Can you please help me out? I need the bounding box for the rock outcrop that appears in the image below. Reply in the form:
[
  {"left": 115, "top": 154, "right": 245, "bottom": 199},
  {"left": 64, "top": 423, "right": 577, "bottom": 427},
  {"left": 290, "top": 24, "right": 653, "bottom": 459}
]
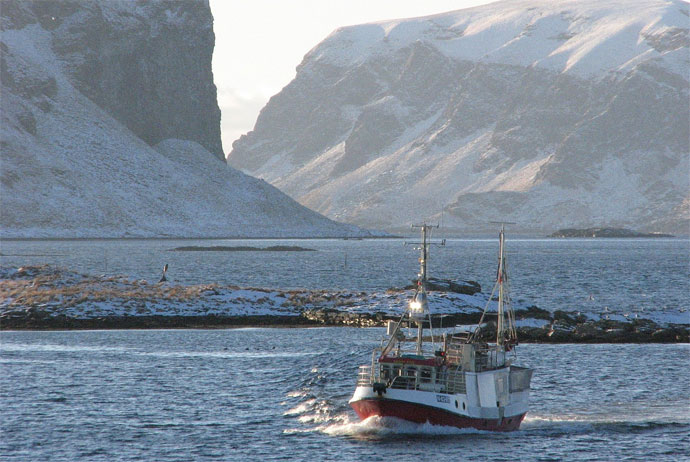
[
  {"left": 2, "top": 0, "right": 223, "bottom": 159},
  {"left": 415, "top": 277, "right": 481, "bottom": 296},
  {"left": 228, "top": 0, "right": 689, "bottom": 234},
  {"left": 0, "top": 0, "right": 369, "bottom": 238},
  {"left": 550, "top": 227, "right": 674, "bottom": 238}
]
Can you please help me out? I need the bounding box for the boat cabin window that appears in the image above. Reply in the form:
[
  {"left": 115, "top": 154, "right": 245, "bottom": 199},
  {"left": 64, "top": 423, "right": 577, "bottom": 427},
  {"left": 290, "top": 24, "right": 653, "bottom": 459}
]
[
  {"left": 392, "top": 365, "right": 402, "bottom": 377},
  {"left": 420, "top": 367, "right": 432, "bottom": 383},
  {"left": 381, "top": 365, "right": 391, "bottom": 380},
  {"left": 404, "top": 366, "right": 417, "bottom": 378}
]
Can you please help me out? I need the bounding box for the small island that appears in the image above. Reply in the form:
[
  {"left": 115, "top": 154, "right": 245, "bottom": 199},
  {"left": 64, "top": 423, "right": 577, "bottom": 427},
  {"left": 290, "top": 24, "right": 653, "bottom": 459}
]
[
  {"left": 169, "top": 245, "right": 316, "bottom": 252},
  {"left": 2, "top": 265, "right": 687, "bottom": 343},
  {"left": 550, "top": 227, "right": 674, "bottom": 238}
]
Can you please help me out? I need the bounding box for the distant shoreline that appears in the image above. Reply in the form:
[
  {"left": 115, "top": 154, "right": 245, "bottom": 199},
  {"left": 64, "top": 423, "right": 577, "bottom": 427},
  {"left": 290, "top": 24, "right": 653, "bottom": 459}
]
[
  {"left": 0, "top": 235, "right": 397, "bottom": 242},
  {"left": 168, "top": 245, "right": 316, "bottom": 252},
  {"left": 2, "top": 315, "right": 687, "bottom": 343},
  {"left": 1, "top": 235, "right": 685, "bottom": 242},
  {"left": 0, "top": 315, "right": 317, "bottom": 331},
  {"left": 550, "top": 227, "right": 675, "bottom": 238}
]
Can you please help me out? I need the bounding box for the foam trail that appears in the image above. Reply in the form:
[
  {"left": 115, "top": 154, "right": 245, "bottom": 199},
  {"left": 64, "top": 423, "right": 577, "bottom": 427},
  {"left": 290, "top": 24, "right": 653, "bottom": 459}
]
[
  {"left": 319, "top": 415, "right": 486, "bottom": 437},
  {"left": 285, "top": 389, "right": 311, "bottom": 398},
  {"left": 283, "top": 399, "right": 317, "bottom": 416},
  {"left": 521, "top": 412, "right": 690, "bottom": 436},
  {"left": 525, "top": 407, "right": 690, "bottom": 426}
]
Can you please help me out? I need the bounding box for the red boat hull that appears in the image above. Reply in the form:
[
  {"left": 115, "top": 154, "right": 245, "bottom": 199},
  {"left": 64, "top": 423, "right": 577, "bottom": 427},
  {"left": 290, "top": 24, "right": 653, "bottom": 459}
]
[{"left": 351, "top": 398, "right": 526, "bottom": 432}]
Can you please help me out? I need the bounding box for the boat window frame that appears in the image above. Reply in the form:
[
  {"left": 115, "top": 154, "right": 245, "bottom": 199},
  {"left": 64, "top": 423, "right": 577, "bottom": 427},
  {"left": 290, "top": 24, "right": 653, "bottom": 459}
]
[{"left": 420, "top": 366, "right": 433, "bottom": 383}]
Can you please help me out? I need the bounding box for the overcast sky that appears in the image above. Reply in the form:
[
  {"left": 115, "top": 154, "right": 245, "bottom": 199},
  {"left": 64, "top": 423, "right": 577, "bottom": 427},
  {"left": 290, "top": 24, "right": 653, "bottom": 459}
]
[{"left": 209, "top": 0, "right": 493, "bottom": 155}]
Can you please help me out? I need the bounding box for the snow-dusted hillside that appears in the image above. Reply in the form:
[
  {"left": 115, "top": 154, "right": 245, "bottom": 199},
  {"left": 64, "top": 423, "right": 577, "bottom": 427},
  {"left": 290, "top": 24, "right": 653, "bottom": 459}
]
[
  {"left": 0, "top": 0, "right": 369, "bottom": 238},
  {"left": 229, "top": 0, "right": 689, "bottom": 233}
]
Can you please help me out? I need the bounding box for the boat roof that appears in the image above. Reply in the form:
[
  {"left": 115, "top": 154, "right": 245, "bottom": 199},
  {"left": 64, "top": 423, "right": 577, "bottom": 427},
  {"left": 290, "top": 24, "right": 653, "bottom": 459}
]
[{"left": 379, "top": 355, "right": 437, "bottom": 366}]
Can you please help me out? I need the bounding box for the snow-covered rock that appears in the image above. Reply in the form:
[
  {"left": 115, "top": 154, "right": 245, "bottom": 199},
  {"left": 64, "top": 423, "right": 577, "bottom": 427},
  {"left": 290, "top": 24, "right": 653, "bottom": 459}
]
[
  {"left": 229, "top": 0, "right": 689, "bottom": 234},
  {"left": 0, "top": 0, "right": 370, "bottom": 238},
  {"left": 2, "top": 266, "right": 686, "bottom": 332}
]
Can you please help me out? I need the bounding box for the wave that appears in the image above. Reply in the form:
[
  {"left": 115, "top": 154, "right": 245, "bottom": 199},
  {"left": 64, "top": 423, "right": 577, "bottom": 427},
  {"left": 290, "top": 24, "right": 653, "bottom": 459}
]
[
  {"left": 318, "top": 415, "right": 488, "bottom": 438},
  {"left": 285, "top": 389, "right": 312, "bottom": 399},
  {"left": 0, "top": 343, "right": 129, "bottom": 353},
  {"left": 522, "top": 413, "right": 690, "bottom": 436},
  {"left": 283, "top": 399, "right": 689, "bottom": 440},
  {"left": 282, "top": 387, "right": 487, "bottom": 438},
  {"left": 283, "top": 399, "right": 318, "bottom": 416}
]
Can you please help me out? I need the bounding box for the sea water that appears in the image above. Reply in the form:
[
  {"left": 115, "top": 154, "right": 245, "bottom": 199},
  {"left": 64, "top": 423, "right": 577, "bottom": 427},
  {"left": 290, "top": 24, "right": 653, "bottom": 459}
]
[
  {"left": 1, "top": 328, "right": 688, "bottom": 461},
  {"left": 1, "top": 239, "right": 689, "bottom": 460}
]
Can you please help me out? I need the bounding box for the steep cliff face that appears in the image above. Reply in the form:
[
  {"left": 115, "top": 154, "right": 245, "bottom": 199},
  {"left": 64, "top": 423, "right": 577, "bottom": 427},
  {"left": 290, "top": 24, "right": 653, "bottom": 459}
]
[
  {"left": 229, "top": 0, "right": 689, "bottom": 233},
  {"left": 0, "top": 0, "right": 368, "bottom": 238},
  {"left": 2, "top": 0, "right": 222, "bottom": 159}
]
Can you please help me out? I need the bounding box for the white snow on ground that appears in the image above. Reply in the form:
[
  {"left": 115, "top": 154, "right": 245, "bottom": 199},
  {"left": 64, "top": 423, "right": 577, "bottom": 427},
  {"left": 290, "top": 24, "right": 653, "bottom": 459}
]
[
  {"left": 0, "top": 16, "right": 373, "bottom": 238},
  {"left": 1, "top": 266, "right": 687, "bottom": 327},
  {"left": 230, "top": 0, "right": 688, "bottom": 233},
  {"left": 311, "top": 0, "right": 687, "bottom": 80},
  {"left": 0, "top": 266, "right": 487, "bottom": 319}
]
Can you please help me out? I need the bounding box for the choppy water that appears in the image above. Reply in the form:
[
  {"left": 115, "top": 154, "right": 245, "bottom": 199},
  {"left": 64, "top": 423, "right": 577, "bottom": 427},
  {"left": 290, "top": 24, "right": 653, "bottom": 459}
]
[
  {"left": 1, "top": 238, "right": 689, "bottom": 321},
  {"left": 1, "top": 329, "right": 688, "bottom": 461}
]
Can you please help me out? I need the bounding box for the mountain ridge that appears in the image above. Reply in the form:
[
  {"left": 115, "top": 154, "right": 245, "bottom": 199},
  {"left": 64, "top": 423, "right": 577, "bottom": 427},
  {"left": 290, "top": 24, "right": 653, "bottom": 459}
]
[{"left": 229, "top": 0, "right": 689, "bottom": 233}]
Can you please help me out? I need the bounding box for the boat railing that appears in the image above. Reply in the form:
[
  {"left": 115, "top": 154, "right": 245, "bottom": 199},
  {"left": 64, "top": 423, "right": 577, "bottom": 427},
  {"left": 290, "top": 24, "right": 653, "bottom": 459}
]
[
  {"left": 385, "top": 370, "right": 466, "bottom": 394},
  {"left": 445, "top": 334, "right": 470, "bottom": 365},
  {"left": 449, "top": 332, "right": 471, "bottom": 344},
  {"left": 358, "top": 362, "right": 470, "bottom": 394},
  {"left": 356, "top": 365, "right": 373, "bottom": 386},
  {"left": 446, "top": 339, "right": 504, "bottom": 369},
  {"left": 445, "top": 370, "right": 467, "bottom": 394},
  {"left": 370, "top": 348, "right": 382, "bottom": 383},
  {"left": 445, "top": 346, "right": 464, "bottom": 365},
  {"left": 475, "top": 354, "right": 489, "bottom": 372},
  {"left": 389, "top": 374, "right": 417, "bottom": 390}
]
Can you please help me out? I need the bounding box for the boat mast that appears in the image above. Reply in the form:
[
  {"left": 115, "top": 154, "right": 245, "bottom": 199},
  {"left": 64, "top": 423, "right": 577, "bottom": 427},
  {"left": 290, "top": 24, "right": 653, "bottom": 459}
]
[
  {"left": 493, "top": 222, "right": 518, "bottom": 348},
  {"left": 414, "top": 224, "right": 431, "bottom": 354},
  {"left": 497, "top": 225, "right": 506, "bottom": 346},
  {"left": 380, "top": 223, "right": 441, "bottom": 358},
  {"left": 407, "top": 223, "right": 436, "bottom": 355}
]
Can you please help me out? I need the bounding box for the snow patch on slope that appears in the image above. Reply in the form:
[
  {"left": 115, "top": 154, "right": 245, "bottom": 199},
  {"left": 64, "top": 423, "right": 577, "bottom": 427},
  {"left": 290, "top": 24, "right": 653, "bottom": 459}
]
[
  {"left": 310, "top": 0, "right": 687, "bottom": 80},
  {"left": 229, "top": 0, "right": 688, "bottom": 232},
  {"left": 0, "top": 2, "right": 373, "bottom": 238}
]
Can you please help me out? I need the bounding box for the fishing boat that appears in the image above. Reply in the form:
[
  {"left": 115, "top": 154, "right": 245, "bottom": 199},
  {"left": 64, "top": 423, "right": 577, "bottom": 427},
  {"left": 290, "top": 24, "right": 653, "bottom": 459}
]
[{"left": 349, "top": 224, "right": 532, "bottom": 431}]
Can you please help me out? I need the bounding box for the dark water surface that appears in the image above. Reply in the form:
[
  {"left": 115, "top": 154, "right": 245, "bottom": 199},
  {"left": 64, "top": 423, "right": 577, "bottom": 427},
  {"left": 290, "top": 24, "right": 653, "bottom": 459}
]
[{"left": 1, "top": 329, "right": 688, "bottom": 461}]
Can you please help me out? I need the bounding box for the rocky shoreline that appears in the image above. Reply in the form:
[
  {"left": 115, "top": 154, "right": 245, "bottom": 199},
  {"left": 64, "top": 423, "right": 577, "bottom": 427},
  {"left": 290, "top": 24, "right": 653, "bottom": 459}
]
[
  {"left": 301, "top": 310, "right": 688, "bottom": 343},
  {"left": 3, "top": 311, "right": 687, "bottom": 343},
  {"left": 550, "top": 227, "right": 674, "bottom": 238},
  {"left": 1, "top": 265, "right": 687, "bottom": 343}
]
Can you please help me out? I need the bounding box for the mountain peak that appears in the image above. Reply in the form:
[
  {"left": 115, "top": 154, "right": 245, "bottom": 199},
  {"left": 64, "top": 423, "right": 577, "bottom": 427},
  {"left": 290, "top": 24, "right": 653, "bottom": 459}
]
[
  {"left": 307, "top": 0, "right": 688, "bottom": 80},
  {"left": 229, "top": 0, "right": 689, "bottom": 233}
]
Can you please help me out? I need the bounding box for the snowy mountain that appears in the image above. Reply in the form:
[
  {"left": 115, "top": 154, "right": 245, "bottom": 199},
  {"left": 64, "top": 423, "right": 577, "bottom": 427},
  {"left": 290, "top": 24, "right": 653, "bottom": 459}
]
[
  {"left": 229, "top": 0, "right": 689, "bottom": 234},
  {"left": 0, "top": 0, "right": 369, "bottom": 238}
]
